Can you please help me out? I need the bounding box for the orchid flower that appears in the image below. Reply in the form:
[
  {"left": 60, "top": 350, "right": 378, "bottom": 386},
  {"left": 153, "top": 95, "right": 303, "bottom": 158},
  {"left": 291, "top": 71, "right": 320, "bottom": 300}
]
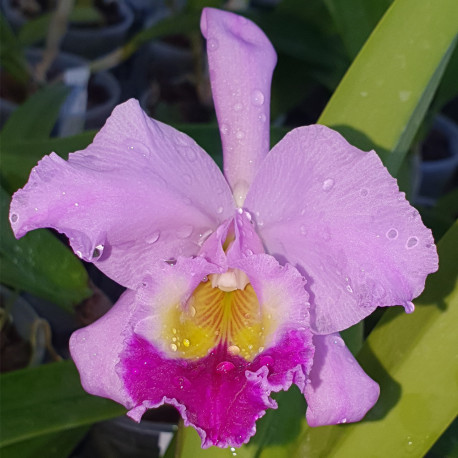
[{"left": 9, "top": 8, "right": 438, "bottom": 449}]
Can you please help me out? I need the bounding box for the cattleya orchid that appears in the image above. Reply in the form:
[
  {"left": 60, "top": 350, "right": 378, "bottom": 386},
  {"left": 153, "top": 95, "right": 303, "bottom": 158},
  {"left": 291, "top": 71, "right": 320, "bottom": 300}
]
[{"left": 10, "top": 8, "right": 438, "bottom": 449}]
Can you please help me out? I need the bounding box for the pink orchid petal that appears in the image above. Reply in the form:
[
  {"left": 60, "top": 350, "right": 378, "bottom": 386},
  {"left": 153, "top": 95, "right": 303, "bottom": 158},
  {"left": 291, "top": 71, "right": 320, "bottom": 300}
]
[
  {"left": 304, "top": 333, "right": 379, "bottom": 426},
  {"left": 117, "top": 246, "right": 313, "bottom": 447},
  {"left": 69, "top": 289, "right": 136, "bottom": 409},
  {"left": 10, "top": 99, "right": 235, "bottom": 289},
  {"left": 245, "top": 125, "right": 439, "bottom": 333},
  {"left": 201, "top": 8, "right": 277, "bottom": 202}
]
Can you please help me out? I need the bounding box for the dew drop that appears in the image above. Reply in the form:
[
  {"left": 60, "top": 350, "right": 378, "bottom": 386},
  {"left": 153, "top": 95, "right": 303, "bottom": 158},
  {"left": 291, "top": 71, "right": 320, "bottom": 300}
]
[
  {"left": 332, "top": 336, "right": 345, "bottom": 347},
  {"left": 406, "top": 236, "right": 418, "bottom": 248},
  {"left": 236, "top": 130, "right": 245, "bottom": 140},
  {"left": 74, "top": 202, "right": 79, "bottom": 207},
  {"left": 147, "top": 231, "right": 160, "bottom": 244},
  {"left": 176, "top": 225, "right": 193, "bottom": 239},
  {"left": 76, "top": 330, "right": 88, "bottom": 343},
  {"left": 322, "top": 178, "right": 335, "bottom": 191},
  {"left": 92, "top": 244, "right": 104, "bottom": 259},
  {"left": 173, "top": 376, "right": 191, "bottom": 390},
  {"left": 183, "top": 338, "right": 190, "bottom": 347},
  {"left": 216, "top": 206, "right": 224, "bottom": 214},
  {"left": 76, "top": 251, "right": 83, "bottom": 258},
  {"left": 207, "top": 38, "right": 219, "bottom": 51},
  {"left": 216, "top": 361, "right": 235, "bottom": 373},
  {"left": 386, "top": 228, "right": 398, "bottom": 240},
  {"left": 404, "top": 301, "right": 415, "bottom": 314},
  {"left": 251, "top": 89, "right": 265, "bottom": 106},
  {"left": 220, "top": 123, "right": 230, "bottom": 135},
  {"left": 300, "top": 225, "right": 307, "bottom": 236},
  {"left": 189, "top": 306, "right": 196, "bottom": 317},
  {"left": 228, "top": 345, "right": 240, "bottom": 356},
  {"left": 233, "top": 102, "right": 243, "bottom": 112},
  {"left": 170, "top": 343, "right": 178, "bottom": 352},
  {"left": 346, "top": 285, "right": 353, "bottom": 293},
  {"left": 258, "top": 113, "right": 266, "bottom": 123},
  {"left": 10, "top": 213, "right": 18, "bottom": 223},
  {"left": 245, "top": 248, "right": 253, "bottom": 256},
  {"left": 338, "top": 417, "right": 347, "bottom": 424},
  {"left": 259, "top": 355, "right": 274, "bottom": 367}
]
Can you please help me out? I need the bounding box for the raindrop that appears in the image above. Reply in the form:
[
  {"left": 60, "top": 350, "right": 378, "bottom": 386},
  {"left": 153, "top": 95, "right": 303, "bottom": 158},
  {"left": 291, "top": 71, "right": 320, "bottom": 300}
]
[
  {"left": 183, "top": 174, "right": 192, "bottom": 185},
  {"left": 170, "top": 343, "right": 178, "bottom": 352},
  {"left": 404, "top": 301, "right": 415, "bottom": 314},
  {"left": 76, "top": 251, "right": 83, "bottom": 258},
  {"left": 207, "top": 38, "right": 219, "bottom": 51},
  {"left": 338, "top": 418, "right": 347, "bottom": 424},
  {"left": 322, "top": 178, "right": 335, "bottom": 191},
  {"left": 251, "top": 89, "right": 265, "bottom": 106},
  {"left": 10, "top": 213, "right": 18, "bottom": 223},
  {"left": 189, "top": 306, "right": 196, "bottom": 317},
  {"left": 236, "top": 130, "right": 245, "bottom": 140},
  {"left": 216, "top": 361, "right": 235, "bottom": 373},
  {"left": 176, "top": 225, "right": 193, "bottom": 239},
  {"left": 258, "top": 113, "right": 266, "bottom": 123},
  {"left": 259, "top": 355, "right": 274, "bottom": 367},
  {"left": 233, "top": 102, "right": 243, "bottom": 112},
  {"left": 386, "top": 228, "right": 398, "bottom": 240},
  {"left": 346, "top": 285, "right": 353, "bottom": 293},
  {"left": 173, "top": 376, "right": 191, "bottom": 390},
  {"left": 300, "top": 225, "right": 307, "bottom": 236},
  {"left": 74, "top": 202, "right": 79, "bottom": 207},
  {"left": 220, "top": 124, "right": 230, "bottom": 135},
  {"left": 228, "top": 345, "right": 240, "bottom": 356},
  {"left": 147, "top": 231, "right": 160, "bottom": 244},
  {"left": 406, "top": 236, "right": 418, "bottom": 248},
  {"left": 92, "top": 244, "right": 104, "bottom": 259},
  {"left": 230, "top": 446, "right": 237, "bottom": 456},
  {"left": 332, "top": 336, "right": 345, "bottom": 347},
  {"left": 76, "top": 330, "right": 88, "bottom": 343},
  {"left": 245, "top": 249, "right": 253, "bottom": 256},
  {"left": 216, "top": 206, "right": 224, "bottom": 214},
  {"left": 183, "top": 338, "right": 191, "bottom": 347}
]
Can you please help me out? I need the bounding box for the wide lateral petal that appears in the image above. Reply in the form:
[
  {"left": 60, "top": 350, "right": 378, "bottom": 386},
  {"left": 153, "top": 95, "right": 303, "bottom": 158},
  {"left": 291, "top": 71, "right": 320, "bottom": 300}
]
[
  {"left": 245, "top": 125, "right": 438, "bottom": 333},
  {"left": 10, "top": 99, "right": 235, "bottom": 289},
  {"left": 304, "top": 333, "right": 379, "bottom": 426},
  {"left": 201, "top": 8, "right": 277, "bottom": 202},
  {"left": 69, "top": 289, "right": 136, "bottom": 409}
]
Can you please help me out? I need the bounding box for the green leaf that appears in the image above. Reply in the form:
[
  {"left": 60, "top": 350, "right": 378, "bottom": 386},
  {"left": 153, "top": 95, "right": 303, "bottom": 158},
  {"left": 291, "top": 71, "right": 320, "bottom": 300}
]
[
  {"left": 0, "top": 361, "right": 124, "bottom": 448},
  {"left": 1, "top": 427, "right": 89, "bottom": 458},
  {"left": 323, "top": 0, "right": 393, "bottom": 59},
  {"left": 18, "top": 13, "right": 51, "bottom": 47},
  {"left": 318, "top": 0, "right": 458, "bottom": 177},
  {"left": 0, "top": 85, "right": 70, "bottom": 143},
  {"left": 289, "top": 221, "right": 458, "bottom": 457},
  {"left": 0, "top": 187, "right": 91, "bottom": 311},
  {"left": 0, "top": 131, "right": 95, "bottom": 194},
  {"left": 0, "top": 13, "right": 29, "bottom": 85}
]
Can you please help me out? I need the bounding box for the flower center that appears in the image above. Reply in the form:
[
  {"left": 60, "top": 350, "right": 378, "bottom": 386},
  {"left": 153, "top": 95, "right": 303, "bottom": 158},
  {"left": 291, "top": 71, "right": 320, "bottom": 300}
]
[{"left": 161, "top": 273, "right": 273, "bottom": 361}]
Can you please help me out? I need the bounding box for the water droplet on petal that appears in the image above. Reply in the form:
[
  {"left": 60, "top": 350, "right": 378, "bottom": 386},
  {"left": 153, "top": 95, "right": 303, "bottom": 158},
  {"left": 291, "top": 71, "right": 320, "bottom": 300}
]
[
  {"left": 183, "top": 338, "right": 190, "bottom": 347},
  {"left": 338, "top": 417, "right": 347, "bottom": 424},
  {"left": 259, "top": 355, "right": 274, "bottom": 367},
  {"left": 322, "top": 178, "right": 335, "bottom": 191},
  {"left": 216, "top": 361, "right": 235, "bottom": 373},
  {"left": 173, "top": 376, "right": 191, "bottom": 390},
  {"left": 176, "top": 225, "right": 193, "bottom": 239},
  {"left": 228, "top": 345, "right": 240, "bottom": 356},
  {"left": 251, "top": 89, "right": 265, "bottom": 106},
  {"left": 332, "top": 336, "right": 345, "bottom": 347},
  {"left": 92, "top": 244, "right": 104, "bottom": 259},
  {"left": 360, "top": 188, "right": 369, "bottom": 197},
  {"left": 258, "top": 113, "right": 266, "bottom": 123},
  {"left": 216, "top": 206, "right": 224, "bottom": 214},
  {"left": 300, "top": 225, "right": 307, "bottom": 236},
  {"left": 236, "top": 130, "right": 245, "bottom": 140},
  {"left": 233, "top": 102, "right": 243, "bottom": 112},
  {"left": 76, "top": 251, "right": 83, "bottom": 258},
  {"left": 183, "top": 174, "right": 192, "bottom": 184},
  {"left": 170, "top": 343, "right": 178, "bottom": 352},
  {"left": 147, "top": 231, "right": 160, "bottom": 244},
  {"left": 404, "top": 301, "right": 415, "bottom": 313},
  {"left": 406, "top": 236, "right": 418, "bottom": 248},
  {"left": 207, "top": 38, "right": 219, "bottom": 51},
  {"left": 220, "top": 123, "right": 230, "bottom": 135},
  {"left": 386, "top": 228, "right": 398, "bottom": 240},
  {"left": 10, "top": 213, "right": 18, "bottom": 223},
  {"left": 74, "top": 202, "right": 79, "bottom": 207},
  {"left": 76, "top": 330, "right": 88, "bottom": 343}
]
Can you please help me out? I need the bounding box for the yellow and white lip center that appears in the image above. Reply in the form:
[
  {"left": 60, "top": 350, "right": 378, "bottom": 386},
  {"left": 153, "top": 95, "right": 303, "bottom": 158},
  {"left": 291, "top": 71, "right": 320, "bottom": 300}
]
[{"left": 161, "top": 268, "right": 274, "bottom": 361}]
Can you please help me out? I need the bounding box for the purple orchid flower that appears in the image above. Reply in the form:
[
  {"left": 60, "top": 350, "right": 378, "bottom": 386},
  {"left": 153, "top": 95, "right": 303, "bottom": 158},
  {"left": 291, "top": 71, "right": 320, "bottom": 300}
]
[{"left": 9, "top": 8, "right": 438, "bottom": 449}]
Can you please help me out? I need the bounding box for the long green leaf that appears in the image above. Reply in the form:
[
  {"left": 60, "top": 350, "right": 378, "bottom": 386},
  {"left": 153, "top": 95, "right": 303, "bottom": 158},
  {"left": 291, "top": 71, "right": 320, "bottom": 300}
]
[
  {"left": 0, "top": 85, "right": 70, "bottom": 143},
  {"left": 289, "top": 221, "right": 458, "bottom": 457},
  {"left": 0, "top": 187, "right": 91, "bottom": 311},
  {"left": 323, "top": 0, "right": 393, "bottom": 59},
  {"left": 0, "top": 361, "right": 124, "bottom": 448},
  {"left": 319, "top": 0, "right": 458, "bottom": 176}
]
